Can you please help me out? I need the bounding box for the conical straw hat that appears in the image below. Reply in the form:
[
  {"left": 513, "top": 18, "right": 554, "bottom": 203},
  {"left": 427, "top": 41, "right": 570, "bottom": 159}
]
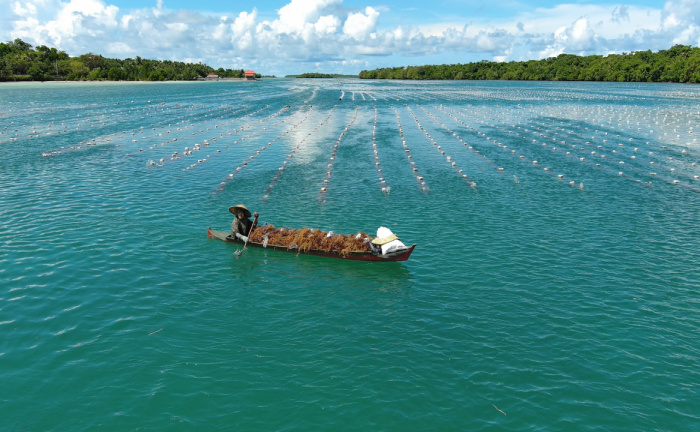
[{"left": 228, "top": 204, "right": 251, "bottom": 218}]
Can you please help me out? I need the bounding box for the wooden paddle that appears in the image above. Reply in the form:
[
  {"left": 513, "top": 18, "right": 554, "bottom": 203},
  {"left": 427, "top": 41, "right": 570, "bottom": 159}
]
[{"left": 235, "top": 212, "right": 258, "bottom": 259}]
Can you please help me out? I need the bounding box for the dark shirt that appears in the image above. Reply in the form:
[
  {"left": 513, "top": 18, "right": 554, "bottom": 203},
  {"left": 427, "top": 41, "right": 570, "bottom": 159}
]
[{"left": 231, "top": 217, "right": 252, "bottom": 237}]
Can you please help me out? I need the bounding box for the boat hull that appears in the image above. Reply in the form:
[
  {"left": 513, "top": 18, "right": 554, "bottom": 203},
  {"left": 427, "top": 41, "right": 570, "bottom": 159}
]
[{"left": 207, "top": 228, "right": 415, "bottom": 262}]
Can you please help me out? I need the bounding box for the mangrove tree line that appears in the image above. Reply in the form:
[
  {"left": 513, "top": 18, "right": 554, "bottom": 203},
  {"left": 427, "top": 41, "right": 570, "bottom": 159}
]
[
  {"left": 359, "top": 45, "right": 700, "bottom": 83},
  {"left": 0, "top": 38, "right": 252, "bottom": 82}
]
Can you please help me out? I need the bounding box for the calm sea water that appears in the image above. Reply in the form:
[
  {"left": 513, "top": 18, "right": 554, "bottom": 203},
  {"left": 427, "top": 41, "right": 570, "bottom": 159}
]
[{"left": 1, "top": 79, "right": 699, "bottom": 431}]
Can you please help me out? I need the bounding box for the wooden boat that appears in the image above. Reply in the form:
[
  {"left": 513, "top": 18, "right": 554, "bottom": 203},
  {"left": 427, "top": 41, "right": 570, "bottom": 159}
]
[{"left": 207, "top": 227, "right": 416, "bottom": 262}]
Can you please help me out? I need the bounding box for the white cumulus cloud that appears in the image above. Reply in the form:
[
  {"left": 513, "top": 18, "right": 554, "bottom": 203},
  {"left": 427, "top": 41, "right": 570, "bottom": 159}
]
[
  {"left": 9, "top": 0, "right": 119, "bottom": 47},
  {"left": 342, "top": 6, "right": 379, "bottom": 40},
  {"left": 276, "top": 0, "right": 341, "bottom": 34},
  {"left": 315, "top": 15, "right": 340, "bottom": 34}
]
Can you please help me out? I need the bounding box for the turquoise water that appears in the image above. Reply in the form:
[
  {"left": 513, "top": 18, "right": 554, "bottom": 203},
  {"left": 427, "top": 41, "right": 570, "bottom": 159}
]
[{"left": 1, "top": 79, "right": 699, "bottom": 431}]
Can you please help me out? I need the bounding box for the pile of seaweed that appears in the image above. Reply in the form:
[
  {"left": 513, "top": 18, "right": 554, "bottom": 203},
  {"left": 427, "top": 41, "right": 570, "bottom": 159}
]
[{"left": 249, "top": 225, "right": 374, "bottom": 254}]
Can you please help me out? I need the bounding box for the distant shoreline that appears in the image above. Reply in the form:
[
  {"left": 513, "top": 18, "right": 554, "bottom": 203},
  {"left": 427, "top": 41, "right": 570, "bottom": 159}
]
[
  {"left": 359, "top": 45, "right": 700, "bottom": 83},
  {"left": 0, "top": 78, "right": 258, "bottom": 85}
]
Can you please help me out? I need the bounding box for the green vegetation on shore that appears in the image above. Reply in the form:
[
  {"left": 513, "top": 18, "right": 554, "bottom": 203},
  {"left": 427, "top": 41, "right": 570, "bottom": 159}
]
[
  {"left": 359, "top": 45, "right": 700, "bottom": 83},
  {"left": 0, "top": 38, "right": 259, "bottom": 82},
  {"left": 293, "top": 73, "right": 335, "bottom": 78},
  {"left": 287, "top": 73, "right": 356, "bottom": 78}
]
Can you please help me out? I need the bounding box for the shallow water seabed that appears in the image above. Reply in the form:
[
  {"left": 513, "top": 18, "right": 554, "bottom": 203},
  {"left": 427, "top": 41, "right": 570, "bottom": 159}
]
[{"left": 1, "top": 79, "right": 699, "bottom": 431}]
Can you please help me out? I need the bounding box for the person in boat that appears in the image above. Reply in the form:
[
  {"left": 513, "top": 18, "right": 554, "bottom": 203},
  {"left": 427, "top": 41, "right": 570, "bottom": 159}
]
[{"left": 228, "top": 204, "right": 259, "bottom": 242}]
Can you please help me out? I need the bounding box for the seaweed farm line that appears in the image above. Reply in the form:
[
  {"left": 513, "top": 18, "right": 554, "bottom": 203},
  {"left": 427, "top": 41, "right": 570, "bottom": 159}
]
[
  {"left": 1, "top": 79, "right": 699, "bottom": 432},
  {"left": 6, "top": 81, "right": 696, "bottom": 197}
]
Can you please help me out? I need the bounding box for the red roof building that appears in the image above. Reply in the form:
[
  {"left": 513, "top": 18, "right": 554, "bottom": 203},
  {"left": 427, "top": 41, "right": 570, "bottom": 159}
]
[{"left": 244, "top": 70, "right": 256, "bottom": 80}]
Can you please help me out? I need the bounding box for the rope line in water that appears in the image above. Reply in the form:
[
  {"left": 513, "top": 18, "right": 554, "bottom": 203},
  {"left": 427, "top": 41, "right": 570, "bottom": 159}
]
[
  {"left": 434, "top": 105, "right": 501, "bottom": 171},
  {"left": 392, "top": 107, "right": 429, "bottom": 193},
  {"left": 446, "top": 105, "right": 590, "bottom": 190},
  {"left": 405, "top": 105, "right": 476, "bottom": 189},
  {"left": 149, "top": 105, "right": 272, "bottom": 167},
  {"left": 484, "top": 102, "right": 699, "bottom": 185},
  {"left": 318, "top": 106, "right": 359, "bottom": 204},
  {"left": 181, "top": 105, "right": 291, "bottom": 172},
  {"left": 41, "top": 103, "right": 250, "bottom": 156},
  {"left": 419, "top": 105, "right": 481, "bottom": 187},
  {"left": 212, "top": 105, "right": 313, "bottom": 194},
  {"left": 370, "top": 106, "right": 390, "bottom": 195},
  {"left": 473, "top": 104, "right": 699, "bottom": 192},
  {"left": 424, "top": 105, "right": 504, "bottom": 181},
  {"left": 26, "top": 100, "right": 205, "bottom": 146},
  {"left": 264, "top": 106, "right": 338, "bottom": 201},
  {"left": 132, "top": 105, "right": 252, "bottom": 159}
]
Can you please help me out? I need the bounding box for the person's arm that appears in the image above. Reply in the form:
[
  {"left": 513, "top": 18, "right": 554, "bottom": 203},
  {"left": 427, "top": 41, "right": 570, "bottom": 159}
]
[
  {"left": 239, "top": 213, "right": 259, "bottom": 242},
  {"left": 231, "top": 218, "right": 247, "bottom": 241},
  {"left": 231, "top": 218, "right": 239, "bottom": 235},
  {"left": 250, "top": 213, "right": 259, "bottom": 233}
]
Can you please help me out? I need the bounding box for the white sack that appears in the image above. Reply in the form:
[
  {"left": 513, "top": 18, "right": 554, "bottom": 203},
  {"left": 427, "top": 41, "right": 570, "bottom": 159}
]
[{"left": 376, "top": 227, "right": 407, "bottom": 255}]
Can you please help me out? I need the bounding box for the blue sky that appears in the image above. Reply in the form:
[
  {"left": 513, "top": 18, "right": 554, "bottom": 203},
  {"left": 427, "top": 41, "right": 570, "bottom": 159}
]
[{"left": 2, "top": 1, "right": 698, "bottom": 76}]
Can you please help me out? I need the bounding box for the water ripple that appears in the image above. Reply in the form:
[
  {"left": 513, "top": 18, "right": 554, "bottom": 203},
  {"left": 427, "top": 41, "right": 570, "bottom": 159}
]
[{"left": 1, "top": 80, "right": 698, "bottom": 432}]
